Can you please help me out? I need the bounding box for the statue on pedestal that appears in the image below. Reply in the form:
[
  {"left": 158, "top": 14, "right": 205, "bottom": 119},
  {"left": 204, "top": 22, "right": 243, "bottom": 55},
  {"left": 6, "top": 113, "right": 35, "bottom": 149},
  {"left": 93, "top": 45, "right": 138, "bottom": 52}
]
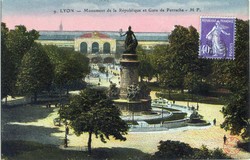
[{"left": 120, "top": 26, "right": 138, "bottom": 53}]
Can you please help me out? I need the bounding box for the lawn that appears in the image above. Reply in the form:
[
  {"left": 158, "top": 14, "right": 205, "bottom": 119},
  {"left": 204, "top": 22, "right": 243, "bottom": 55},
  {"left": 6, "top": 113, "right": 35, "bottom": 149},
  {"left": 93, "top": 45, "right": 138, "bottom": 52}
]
[
  {"left": 2, "top": 140, "right": 151, "bottom": 160},
  {"left": 155, "top": 91, "right": 229, "bottom": 105}
]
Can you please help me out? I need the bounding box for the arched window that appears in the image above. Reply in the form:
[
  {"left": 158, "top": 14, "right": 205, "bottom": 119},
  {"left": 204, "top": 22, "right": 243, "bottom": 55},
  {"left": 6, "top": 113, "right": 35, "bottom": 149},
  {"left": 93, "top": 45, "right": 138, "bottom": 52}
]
[
  {"left": 80, "top": 42, "right": 87, "bottom": 53},
  {"left": 103, "top": 42, "right": 111, "bottom": 54},
  {"left": 92, "top": 42, "right": 99, "bottom": 54}
]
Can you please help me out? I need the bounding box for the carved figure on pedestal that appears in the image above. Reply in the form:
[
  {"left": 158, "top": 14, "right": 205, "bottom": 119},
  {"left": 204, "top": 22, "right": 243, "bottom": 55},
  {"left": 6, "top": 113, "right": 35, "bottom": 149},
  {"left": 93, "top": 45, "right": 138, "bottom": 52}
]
[
  {"left": 120, "top": 26, "right": 138, "bottom": 53},
  {"left": 127, "top": 83, "right": 140, "bottom": 101},
  {"left": 108, "top": 83, "right": 120, "bottom": 99}
]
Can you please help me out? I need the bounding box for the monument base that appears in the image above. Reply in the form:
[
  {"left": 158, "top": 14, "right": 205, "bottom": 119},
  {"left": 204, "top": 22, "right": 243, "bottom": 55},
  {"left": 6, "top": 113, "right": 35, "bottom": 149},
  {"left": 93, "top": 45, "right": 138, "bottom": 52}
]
[{"left": 114, "top": 98, "right": 151, "bottom": 116}]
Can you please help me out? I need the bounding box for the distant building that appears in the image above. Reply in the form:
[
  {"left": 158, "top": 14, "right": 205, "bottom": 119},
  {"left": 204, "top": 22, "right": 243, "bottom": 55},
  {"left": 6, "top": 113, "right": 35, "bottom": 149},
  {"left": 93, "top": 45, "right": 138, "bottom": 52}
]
[
  {"left": 59, "top": 21, "right": 63, "bottom": 31},
  {"left": 36, "top": 30, "right": 169, "bottom": 54}
]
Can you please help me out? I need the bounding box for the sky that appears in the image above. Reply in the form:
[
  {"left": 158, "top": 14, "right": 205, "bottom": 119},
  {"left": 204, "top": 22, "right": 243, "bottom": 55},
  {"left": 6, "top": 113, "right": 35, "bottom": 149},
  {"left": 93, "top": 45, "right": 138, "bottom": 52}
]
[{"left": 2, "top": 0, "right": 249, "bottom": 32}]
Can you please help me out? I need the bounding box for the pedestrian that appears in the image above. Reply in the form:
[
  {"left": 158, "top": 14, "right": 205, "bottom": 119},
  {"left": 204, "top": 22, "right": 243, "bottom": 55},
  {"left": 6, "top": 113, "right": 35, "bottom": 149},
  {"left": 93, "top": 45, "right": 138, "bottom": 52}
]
[
  {"left": 223, "top": 135, "right": 227, "bottom": 144},
  {"left": 196, "top": 104, "right": 199, "bottom": 110},
  {"left": 66, "top": 125, "right": 69, "bottom": 135},
  {"left": 213, "top": 118, "right": 216, "bottom": 125},
  {"left": 64, "top": 137, "right": 68, "bottom": 148}
]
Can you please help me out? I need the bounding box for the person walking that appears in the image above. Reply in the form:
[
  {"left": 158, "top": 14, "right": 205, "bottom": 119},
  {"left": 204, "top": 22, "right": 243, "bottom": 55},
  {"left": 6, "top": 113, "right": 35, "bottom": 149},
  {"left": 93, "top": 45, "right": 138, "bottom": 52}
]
[
  {"left": 223, "top": 135, "right": 227, "bottom": 144},
  {"left": 213, "top": 118, "right": 216, "bottom": 125}
]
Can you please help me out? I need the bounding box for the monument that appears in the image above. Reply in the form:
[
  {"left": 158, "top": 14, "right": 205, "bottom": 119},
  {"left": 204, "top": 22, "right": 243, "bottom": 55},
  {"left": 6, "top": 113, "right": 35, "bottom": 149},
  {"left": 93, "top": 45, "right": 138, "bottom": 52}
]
[{"left": 114, "top": 26, "right": 151, "bottom": 115}]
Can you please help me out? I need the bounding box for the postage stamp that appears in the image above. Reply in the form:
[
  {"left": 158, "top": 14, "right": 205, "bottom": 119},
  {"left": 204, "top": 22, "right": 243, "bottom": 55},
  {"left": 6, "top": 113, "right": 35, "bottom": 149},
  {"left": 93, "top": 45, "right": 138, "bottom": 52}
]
[
  {"left": 199, "top": 17, "right": 236, "bottom": 59},
  {"left": 223, "top": 136, "right": 240, "bottom": 155}
]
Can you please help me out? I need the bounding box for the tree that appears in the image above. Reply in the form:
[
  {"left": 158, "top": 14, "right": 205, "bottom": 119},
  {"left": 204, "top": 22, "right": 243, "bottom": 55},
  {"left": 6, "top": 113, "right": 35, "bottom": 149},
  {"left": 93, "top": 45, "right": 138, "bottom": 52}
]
[
  {"left": 44, "top": 46, "right": 90, "bottom": 94},
  {"left": 16, "top": 43, "right": 54, "bottom": 103},
  {"left": 137, "top": 45, "right": 154, "bottom": 81},
  {"left": 56, "top": 49, "right": 89, "bottom": 93},
  {"left": 161, "top": 25, "right": 199, "bottom": 93},
  {"left": 150, "top": 45, "right": 170, "bottom": 81},
  {"left": 3, "top": 25, "right": 39, "bottom": 98},
  {"left": 221, "top": 19, "right": 249, "bottom": 139},
  {"left": 1, "top": 23, "right": 15, "bottom": 100},
  {"left": 210, "top": 60, "right": 232, "bottom": 88},
  {"left": 155, "top": 44, "right": 184, "bottom": 98},
  {"left": 59, "top": 88, "right": 128, "bottom": 155},
  {"left": 6, "top": 25, "right": 39, "bottom": 64},
  {"left": 184, "top": 72, "right": 202, "bottom": 99}
]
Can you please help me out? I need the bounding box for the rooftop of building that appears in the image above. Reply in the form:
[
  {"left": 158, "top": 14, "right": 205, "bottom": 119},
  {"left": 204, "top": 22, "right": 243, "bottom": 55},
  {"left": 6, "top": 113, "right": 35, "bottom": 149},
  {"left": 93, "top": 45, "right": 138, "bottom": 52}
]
[{"left": 38, "top": 30, "right": 169, "bottom": 41}]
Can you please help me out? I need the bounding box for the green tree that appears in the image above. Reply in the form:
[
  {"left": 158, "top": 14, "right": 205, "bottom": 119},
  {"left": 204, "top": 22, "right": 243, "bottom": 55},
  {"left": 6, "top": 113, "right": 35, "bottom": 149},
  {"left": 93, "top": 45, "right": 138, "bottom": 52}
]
[
  {"left": 221, "top": 19, "right": 249, "bottom": 139},
  {"left": 150, "top": 45, "right": 170, "bottom": 81},
  {"left": 184, "top": 72, "right": 202, "bottom": 99},
  {"left": 210, "top": 60, "right": 232, "bottom": 88},
  {"left": 156, "top": 45, "right": 183, "bottom": 98},
  {"left": 59, "top": 88, "right": 128, "bottom": 155},
  {"left": 16, "top": 43, "right": 54, "bottom": 103},
  {"left": 137, "top": 45, "right": 154, "bottom": 81},
  {"left": 44, "top": 46, "right": 90, "bottom": 94},
  {"left": 162, "top": 25, "right": 199, "bottom": 93},
  {"left": 1, "top": 23, "right": 15, "bottom": 100},
  {"left": 56, "top": 49, "right": 89, "bottom": 93},
  {"left": 6, "top": 25, "right": 39, "bottom": 64},
  {"left": 4, "top": 25, "right": 39, "bottom": 98}
]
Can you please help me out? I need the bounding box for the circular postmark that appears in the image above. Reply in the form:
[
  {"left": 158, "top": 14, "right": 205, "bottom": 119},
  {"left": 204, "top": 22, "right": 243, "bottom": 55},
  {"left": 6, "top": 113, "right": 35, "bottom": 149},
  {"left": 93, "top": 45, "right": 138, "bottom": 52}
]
[{"left": 223, "top": 136, "right": 240, "bottom": 155}]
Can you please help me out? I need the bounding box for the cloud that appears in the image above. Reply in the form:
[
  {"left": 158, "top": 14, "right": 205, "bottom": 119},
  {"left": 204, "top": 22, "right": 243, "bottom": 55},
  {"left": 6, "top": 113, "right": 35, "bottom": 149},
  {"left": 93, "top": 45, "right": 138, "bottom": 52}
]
[
  {"left": 66, "top": 2, "right": 100, "bottom": 10},
  {"left": 110, "top": 2, "right": 141, "bottom": 9}
]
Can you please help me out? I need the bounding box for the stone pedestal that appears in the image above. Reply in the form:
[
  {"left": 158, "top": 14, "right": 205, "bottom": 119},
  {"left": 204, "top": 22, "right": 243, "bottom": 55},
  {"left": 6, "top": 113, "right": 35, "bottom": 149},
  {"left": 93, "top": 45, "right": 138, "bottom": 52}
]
[
  {"left": 114, "top": 99, "right": 151, "bottom": 116},
  {"left": 114, "top": 53, "right": 151, "bottom": 115},
  {"left": 119, "top": 54, "right": 139, "bottom": 99}
]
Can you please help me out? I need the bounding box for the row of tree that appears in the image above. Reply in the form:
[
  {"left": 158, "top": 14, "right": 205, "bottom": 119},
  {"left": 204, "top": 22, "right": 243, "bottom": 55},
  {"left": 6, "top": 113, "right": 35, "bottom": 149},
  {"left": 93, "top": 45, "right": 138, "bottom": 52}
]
[
  {"left": 137, "top": 19, "right": 249, "bottom": 138},
  {"left": 138, "top": 19, "right": 248, "bottom": 94},
  {"left": 1, "top": 23, "right": 90, "bottom": 103}
]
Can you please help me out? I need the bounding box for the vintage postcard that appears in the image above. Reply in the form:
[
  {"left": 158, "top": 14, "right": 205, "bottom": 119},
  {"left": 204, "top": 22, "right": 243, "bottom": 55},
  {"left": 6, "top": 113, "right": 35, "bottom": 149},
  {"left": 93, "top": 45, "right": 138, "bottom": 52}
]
[{"left": 1, "top": 0, "right": 249, "bottom": 159}]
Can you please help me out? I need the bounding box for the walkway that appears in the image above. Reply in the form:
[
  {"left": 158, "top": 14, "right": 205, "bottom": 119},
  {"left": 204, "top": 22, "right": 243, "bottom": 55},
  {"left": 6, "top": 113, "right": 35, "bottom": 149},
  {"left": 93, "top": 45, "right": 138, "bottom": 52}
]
[
  {"left": 2, "top": 70, "right": 250, "bottom": 159},
  {"left": 2, "top": 100, "right": 250, "bottom": 159}
]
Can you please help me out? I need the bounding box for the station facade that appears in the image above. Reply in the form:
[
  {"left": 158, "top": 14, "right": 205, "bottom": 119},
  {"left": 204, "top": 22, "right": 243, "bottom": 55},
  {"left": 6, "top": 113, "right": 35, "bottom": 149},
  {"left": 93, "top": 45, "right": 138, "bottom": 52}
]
[{"left": 36, "top": 30, "right": 169, "bottom": 54}]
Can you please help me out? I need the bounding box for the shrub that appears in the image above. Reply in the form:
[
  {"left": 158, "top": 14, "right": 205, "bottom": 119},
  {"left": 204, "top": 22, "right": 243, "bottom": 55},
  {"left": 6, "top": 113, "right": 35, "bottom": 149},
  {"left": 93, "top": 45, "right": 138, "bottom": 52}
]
[
  {"left": 153, "top": 140, "right": 193, "bottom": 159},
  {"left": 152, "top": 141, "right": 231, "bottom": 159}
]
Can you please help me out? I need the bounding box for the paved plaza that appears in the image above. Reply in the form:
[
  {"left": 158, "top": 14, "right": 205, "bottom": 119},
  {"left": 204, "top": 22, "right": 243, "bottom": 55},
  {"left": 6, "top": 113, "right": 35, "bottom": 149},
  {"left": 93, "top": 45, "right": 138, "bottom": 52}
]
[
  {"left": 2, "top": 97, "right": 250, "bottom": 159},
  {"left": 2, "top": 67, "right": 250, "bottom": 159}
]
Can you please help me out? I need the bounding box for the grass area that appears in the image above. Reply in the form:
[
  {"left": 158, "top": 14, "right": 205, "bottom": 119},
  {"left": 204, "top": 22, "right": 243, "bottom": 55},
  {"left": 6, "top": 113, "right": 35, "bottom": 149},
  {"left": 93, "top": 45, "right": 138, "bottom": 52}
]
[
  {"left": 2, "top": 140, "right": 151, "bottom": 160},
  {"left": 155, "top": 91, "right": 229, "bottom": 105},
  {"left": 147, "top": 82, "right": 231, "bottom": 105},
  {"left": 145, "top": 113, "right": 187, "bottom": 124}
]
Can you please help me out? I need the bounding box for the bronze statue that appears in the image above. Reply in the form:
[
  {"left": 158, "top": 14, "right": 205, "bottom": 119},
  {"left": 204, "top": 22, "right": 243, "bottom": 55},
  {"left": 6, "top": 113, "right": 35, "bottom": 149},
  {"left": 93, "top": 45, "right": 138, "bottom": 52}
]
[{"left": 120, "top": 26, "right": 138, "bottom": 53}]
